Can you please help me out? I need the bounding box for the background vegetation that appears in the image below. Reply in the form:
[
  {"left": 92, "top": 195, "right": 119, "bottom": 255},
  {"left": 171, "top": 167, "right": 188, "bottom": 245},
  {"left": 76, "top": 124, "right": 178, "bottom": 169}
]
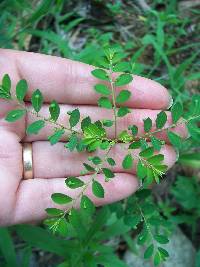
[{"left": 0, "top": 0, "right": 199, "bottom": 266}]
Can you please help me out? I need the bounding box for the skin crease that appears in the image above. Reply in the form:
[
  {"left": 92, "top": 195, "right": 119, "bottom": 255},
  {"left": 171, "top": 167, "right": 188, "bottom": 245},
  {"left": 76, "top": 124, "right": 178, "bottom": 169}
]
[{"left": 0, "top": 49, "right": 188, "bottom": 225}]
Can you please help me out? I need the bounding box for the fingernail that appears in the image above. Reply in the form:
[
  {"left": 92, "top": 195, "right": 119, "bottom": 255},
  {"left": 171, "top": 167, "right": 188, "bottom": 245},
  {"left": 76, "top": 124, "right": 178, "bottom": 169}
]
[{"left": 167, "top": 94, "right": 174, "bottom": 109}]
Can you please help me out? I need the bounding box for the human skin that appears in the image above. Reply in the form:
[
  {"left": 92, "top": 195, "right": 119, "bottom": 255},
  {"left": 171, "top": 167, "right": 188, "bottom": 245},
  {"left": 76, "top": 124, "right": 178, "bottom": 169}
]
[{"left": 0, "top": 49, "right": 188, "bottom": 226}]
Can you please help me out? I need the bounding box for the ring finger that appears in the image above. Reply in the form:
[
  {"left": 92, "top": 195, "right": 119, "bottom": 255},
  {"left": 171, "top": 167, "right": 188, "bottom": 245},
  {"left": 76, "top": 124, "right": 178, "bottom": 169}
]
[{"left": 32, "top": 142, "right": 177, "bottom": 179}]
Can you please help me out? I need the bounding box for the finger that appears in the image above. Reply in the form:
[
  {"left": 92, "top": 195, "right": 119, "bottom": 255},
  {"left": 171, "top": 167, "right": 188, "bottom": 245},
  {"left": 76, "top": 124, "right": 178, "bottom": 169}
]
[
  {"left": 12, "top": 173, "right": 139, "bottom": 224},
  {"left": 1, "top": 49, "right": 171, "bottom": 109},
  {"left": 24, "top": 104, "right": 188, "bottom": 142},
  {"left": 32, "top": 142, "right": 177, "bottom": 178}
]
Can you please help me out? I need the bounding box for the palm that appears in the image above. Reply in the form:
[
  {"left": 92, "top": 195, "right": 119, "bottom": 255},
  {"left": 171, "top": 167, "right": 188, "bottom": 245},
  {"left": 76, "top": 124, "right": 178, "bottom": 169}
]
[
  {"left": 0, "top": 100, "right": 24, "bottom": 225},
  {"left": 0, "top": 49, "right": 187, "bottom": 226}
]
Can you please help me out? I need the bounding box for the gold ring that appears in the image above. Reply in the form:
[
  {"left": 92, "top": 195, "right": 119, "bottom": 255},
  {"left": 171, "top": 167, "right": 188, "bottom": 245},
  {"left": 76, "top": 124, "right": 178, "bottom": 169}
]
[{"left": 23, "top": 143, "right": 34, "bottom": 179}]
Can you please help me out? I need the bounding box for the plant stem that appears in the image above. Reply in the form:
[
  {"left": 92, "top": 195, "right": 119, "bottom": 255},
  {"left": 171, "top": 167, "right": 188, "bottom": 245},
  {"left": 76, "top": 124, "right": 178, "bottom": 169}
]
[
  {"left": 131, "top": 114, "right": 200, "bottom": 142},
  {"left": 50, "top": 144, "right": 114, "bottom": 232},
  {"left": 136, "top": 200, "right": 157, "bottom": 249},
  {"left": 15, "top": 98, "right": 80, "bottom": 135},
  {"left": 109, "top": 66, "right": 118, "bottom": 139}
]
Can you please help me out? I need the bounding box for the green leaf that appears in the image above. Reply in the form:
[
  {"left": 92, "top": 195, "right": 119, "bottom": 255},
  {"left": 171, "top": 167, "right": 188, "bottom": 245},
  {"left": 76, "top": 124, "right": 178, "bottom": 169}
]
[
  {"left": 122, "top": 154, "right": 133, "bottom": 169},
  {"left": 69, "top": 108, "right": 80, "bottom": 128},
  {"left": 1, "top": 74, "right": 11, "bottom": 96},
  {"left": 154, "top": 234, "right": 169, "bottom": 244},
  {"left": 83, "top": 123, "right": 106, "bottom": 140},
  {"left": 129, "top": 141, "right": 141, "bottom": 149},
  {"left": 148, "top": 154, "right": 164, "bottom": 164},
  {"left": 65, "top": 177, "right": 84, "bottom": 189},
  {"left": 31, "top": 89, "right": 43, "bottom": 113},
  {"left": 113, "top": 61, "right": 131, "bottom": 72},
  {"left": 45, "top": 208, "right": 64, "bottom": 216},
  {"left": 144, "top": 244, "right": 154, "bottom": 259},
  {"left": 26, "top": 120, "right": 45, "bottom": 135},
  {"left": 179, "top": 152, "right": 200, "bottom": 169},
  {"left": 80, "top": 195, "right": 95, "bottom": 215},
  {"left": 137, "top": 228, "right": 149, "bottom": 245},
  {"left": 16, "top": 79, "right": 28, "bottom": 102},
  {"left": 119, "top": 130, "right": 132, "bottom": 142},
  {"left": 154, "top": 251, "right": 162, "bottom": 266},
  {"left": 57, "top": 218, "right": 68, "bottom": 237},
  {"left": 49, "top": 100, "right": 60, "bottom": 122},
  {"left": 91, "top": 69, "right": 109, "bottom": 80},
  {"left": 116, "top": 90, "right": 131, "bottom": 103},
  {"left": 81, "top": 116, "right": 91, "bottom": 131},
  {"left": 137, "top": 160, "right": 147, "bottom": 179},
  {"left": 117, "top": 106, "right": 130, "bottom": 117},
  {"left": 5, "top": 109, "right": 26, "bottom": 122},
  {"left": 124, "top": 214, "right": 141, "bottom": 228},
  {"left": 158, "top": 247, "right": 169, "bottom": 258},
  {"left": 102, "top": 119, "right": 113, "bottom": 127},
  {"left": 143, "top": 117, "right": 152, "bottom": 132},
  {"left": 92, "top": 180, "right": 104, "bottom": 198},
  {"left": 100, "top": 140, "right": 110, "bottom": 150},
  {"left": 51, "top": 193, "right": 72, "bottom": 205},
  {"left": 115, "top": 73, "right": 133, "bottom": 86},
  {"left": 98, "top": 97, "right": 112, "bottom": 109},
  {"left": 0, "top": 91, "right": 11, "bottom": 99},
  {"left": 171, "top": 102, "right": 183, "bottom": 124},
  {"left": 87, "top": 140, "right": 102, "bottom": 151},
  {"left": 107, "top": 157, "right": 116, "bottom": 166},
  {"left": 88, "top": 156, "right": 102, "bottom": 165},
  {"left": 167, "top": 131, "right": 182, "bottom": 149},
  {"left": 151, "top": 136, "right": 163, "bottom": 151},
  {"left": 0, "top": 228, "right": 18, "bottom": 267},
  {"left": 139, "top": 147, "right": 154, "bottom": 158},
  {"left": 48, "top": 129, "right": 65, "bottom": 145},
  {"left": 94, "top": 84, "right": 110, "bottom": 95},
  {"left": 102, "top": 168, "right": 115, "bottom": 180},
  {"left": 65, "top": 134, "right": 78, "bottom": 152},
  {"left": 156, "top": 111, "right": 167, "bottom": 129},
  {"left": 129, "top": 125, "right": 138, "bottom": 135},
  {"left": 83, "top": 163, "right": 95, "bottom": 172}
]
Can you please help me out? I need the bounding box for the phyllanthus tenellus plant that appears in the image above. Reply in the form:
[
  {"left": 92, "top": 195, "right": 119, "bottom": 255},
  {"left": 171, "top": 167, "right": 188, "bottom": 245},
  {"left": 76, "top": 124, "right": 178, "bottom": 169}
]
[{"left": 0, "top": 47, "right": 199, "bottom": 265}]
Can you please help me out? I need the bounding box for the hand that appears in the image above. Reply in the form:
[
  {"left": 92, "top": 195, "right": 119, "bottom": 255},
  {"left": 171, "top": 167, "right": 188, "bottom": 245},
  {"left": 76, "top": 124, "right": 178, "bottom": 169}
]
[{"left": 0, "top": 49, "right": 187, "bottom": 225}]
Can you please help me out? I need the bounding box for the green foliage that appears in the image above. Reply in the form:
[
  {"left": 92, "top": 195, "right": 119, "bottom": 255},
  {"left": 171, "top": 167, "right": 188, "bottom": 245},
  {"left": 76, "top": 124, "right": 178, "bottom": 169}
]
[
  {"left": 0, "top": 39, "right": 199, "bottom": 267},
  {"left": 51, "top": 193, "right": 72, "bottom": 205},
  {"left": 26, "top": 120, "right": 45, "bottom": 135},
  {"left": 156, "top": 111, "right": 167, "bottom": 129},
  {"left": 115, "top": 73, "right": 133, "bottom": 86},
  {"left": 94, "top": 84, "right": 111, "bottom": 95},
  {"left": 16, "top": 79, "right": 28, "bottom": 102},
  {"left": 116, "top": 90, "right": 131, "bottom": 103},
  {"left": 48, "top": 129, "right": 65, "bottom": 145},
  {"left": 5, "top": 109, "right": 26, "bottom": 122},
  {"left": 49, "top": 100, "right": 60, "bottom": 122},
  {"left": 122, "top": 154, "right": 133, "bottom": 170},
  {"left": 117, "top": 106, "right": 130, "bottom": 117},
  {"left": 65, "top": 177, "right": 84, "bottom": 189},
  {"left": 68, "top": 108, "right": 80, "bottom": 128},
  {"left": 171, "top": 102, "right": 183, "bottom": 124},
  {"left": 31, "top": 89, "right": 43, "bottom": 113},
  {"left": 102, "top": 168, "right": 115, "bottom": 180},
  {"left": 143, "top": 117, "right": 152, "bottom": 132},
  {"left": 91, "top": 69, "right": 109, "bottom": 80},
  {"left": 0, "top": 74, "right": 11, "bottom": 99},
  {"left": 167, "top": 131, "right": 182, "bottom": 149},
  {"left": 98, "top": 96, "right": 113, "bottom": 109},
  {"left": 92, "top": 180, "right": 105, "bottom": 198}
]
